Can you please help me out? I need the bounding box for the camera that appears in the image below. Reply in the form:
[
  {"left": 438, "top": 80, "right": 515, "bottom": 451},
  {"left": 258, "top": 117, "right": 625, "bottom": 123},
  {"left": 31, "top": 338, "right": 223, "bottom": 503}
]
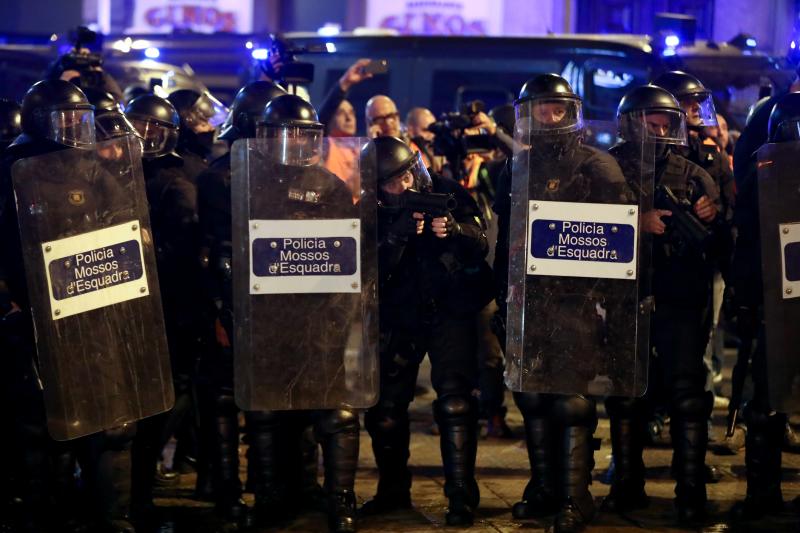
[
  {"left": 427, "top": 100, "right": 495, "bottom": 179},
  {"left": 259, "top": 34, "right": 325, "bottom": 86},
  {"left": 54, "top": 26, "right": 105, "bottom": 90}
]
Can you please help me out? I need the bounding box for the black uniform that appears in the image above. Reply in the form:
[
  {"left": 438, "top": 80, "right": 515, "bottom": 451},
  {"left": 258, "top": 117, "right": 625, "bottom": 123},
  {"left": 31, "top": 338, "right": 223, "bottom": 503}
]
[
  {"left": 727, "top": 93, "right": 790, "bottom": 519},
  {"left": 363, "top": 135, "right": 491, "bottom": 527},
  {"left": 607, "top": 141, "right": 721, "bottom": 516},
  {"left": 1, "top": 80, "right": 142, "bottom": 533},
  {"left": 494, "top": 143, "right": 630, "bottom": 530}
]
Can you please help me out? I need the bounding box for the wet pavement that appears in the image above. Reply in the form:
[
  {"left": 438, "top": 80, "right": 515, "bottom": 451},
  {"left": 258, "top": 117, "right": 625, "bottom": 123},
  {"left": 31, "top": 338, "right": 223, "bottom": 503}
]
[{"left": 153, "top": 352, "right": 800, "bottom": 533}]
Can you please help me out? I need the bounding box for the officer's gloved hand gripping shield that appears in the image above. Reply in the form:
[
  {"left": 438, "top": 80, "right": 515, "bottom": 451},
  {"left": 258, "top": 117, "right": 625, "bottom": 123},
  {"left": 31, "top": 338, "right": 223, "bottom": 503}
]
[
  {"left": 231, "top": 135, "right": 378, "bottom": 410},
  {"left": 756, "top": 140, "right": 800, "bottom": 413},
  {"left": 505, "top": 110, "right": 653, "bottom": 397},
  {"left": 11, "top": 135, "right": 174, "bottom": 440}
]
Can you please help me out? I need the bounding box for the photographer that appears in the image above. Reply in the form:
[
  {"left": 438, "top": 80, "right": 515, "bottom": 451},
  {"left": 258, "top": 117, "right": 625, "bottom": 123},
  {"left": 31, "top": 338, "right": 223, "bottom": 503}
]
[{"left": 45, "top": 26, "right": 123, "bottom": 102}]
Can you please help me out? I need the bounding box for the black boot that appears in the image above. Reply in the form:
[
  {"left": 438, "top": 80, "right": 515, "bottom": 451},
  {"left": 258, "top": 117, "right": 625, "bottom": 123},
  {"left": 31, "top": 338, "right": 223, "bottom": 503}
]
[
  {"left": 512, "top": 394, "right": 559, "bottom": 519},
  {"left": 361, "top": 405, "right": 413, "bottom": 515},
  {"left": 78, "top": 426, "right": 137, "bottom": 533},
  {"left": 246, "top": 410, "right": 288, "bottom": 527},
  {"left": 318, "top": 409, "right": 360, "bottom": 533},
  {"left": 130, "top": 415, "right": 163, "bottom": 526},
  {"left": 297, "top": 422, "right": 325, "bottom": 513},
  {"left": 212, "top": 395, "right": 249, "bottom": 526},
  {"left": 671, "top": 418, "right": 708, "bottom": 525},
  {"left": 554, "top": 428, "right": 596, "bottom": 533},
  {"left": 731, "top": 409, "right": 785, "bottom": 520},
  {"left": 434, "top": 395, "right": 480, "bottom": 527},
  {"left": 603, "top": 400, "right": 648, "bottom": 513},
  {"left": 512, "top": 417, "right": 559, "bottom": 518}
]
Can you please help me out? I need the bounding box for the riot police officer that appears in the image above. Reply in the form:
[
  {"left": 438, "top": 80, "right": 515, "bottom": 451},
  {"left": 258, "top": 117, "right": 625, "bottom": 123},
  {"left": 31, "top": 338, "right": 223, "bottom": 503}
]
[
  {"left": 728, "top": 93, "right": 800, "bottom": 519},
  {"left": 0, "top": 79, "right": 137, "bottom": 532},
  {"left": 603, "top": 85, "right": 707, "bottom": 512},
  {"left": 495, "top": 74, "right": 634, "bottom": 533},
  {"left": 197, "top": 81, "right": 323, "bottom": 528},
  {"left": 363, "top": 135, "right": 491, "bottom": 526},
  {"left": 124, "top": 94, "right": 207, "bottom": 522},
  {"left": 168, "top": 89, "right": 227, "bottom": 181},
  {"left": 653, "top": 72, "right": 735, "bottom": 416},
  {"left": 244, "top": 93, "right": 364, "bottom": 533},
  {"left": 653, "top": 72, "right": 734, "bottom": 221},
  {"left": 609, "top": 83, "right": 722, "bottom": 524}
]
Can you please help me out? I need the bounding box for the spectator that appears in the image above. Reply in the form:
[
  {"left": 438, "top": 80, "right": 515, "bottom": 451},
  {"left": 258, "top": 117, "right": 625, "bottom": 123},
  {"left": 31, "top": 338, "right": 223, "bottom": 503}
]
[
  {"left": 318, "top": 58, "right": 374, "bottom": 135},
  {"left": 366, "top": 95, "right": 401, "bottom": 138}
]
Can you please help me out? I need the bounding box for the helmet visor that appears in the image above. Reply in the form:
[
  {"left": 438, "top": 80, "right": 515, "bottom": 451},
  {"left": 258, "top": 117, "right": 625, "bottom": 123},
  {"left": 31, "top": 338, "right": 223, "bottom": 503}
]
[
  {"left": 131, "top": 118, "right": 178, "bottom": 157},
  {"left": 182, "top": 92, "right": 229, "bottom": 132},
  {"left": 515, "top": 97, "right": 584, "bottom": 136},
  {"left": 95, "top": 112, "right": 140, "bottom": 141},
  {"left": 679, "top": 93, "right": 717, "bottom": 127},
  {"left": 48, "top": 109, "right": 95, "bottom": 149},
  {"left": 619, "top": 109, "right": 688, "bottom": 146},
  {"left": 257, "top": 125, "right": 323, "bottom": 166},
  {"left": 379, "top": 151, "right": 433, "bottom": 196}
]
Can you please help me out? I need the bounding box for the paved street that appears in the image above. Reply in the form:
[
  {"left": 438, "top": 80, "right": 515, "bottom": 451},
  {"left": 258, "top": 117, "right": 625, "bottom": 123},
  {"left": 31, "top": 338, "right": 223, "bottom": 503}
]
[{"left": 154, "top": 353, "right": 800, "bottom": 533}]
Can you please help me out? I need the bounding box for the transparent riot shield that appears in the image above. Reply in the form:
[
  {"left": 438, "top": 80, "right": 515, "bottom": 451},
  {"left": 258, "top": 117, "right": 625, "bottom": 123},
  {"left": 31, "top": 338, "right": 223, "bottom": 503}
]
[
  {"left": 505, "top": 120, "right": 652, "bottom": 397},
  {"left": 231, "top": 136, "right": 378, "bottom": 411},
  {"left": 757, "top": 141, "right": 800, "bottom": 413},
  {"left": 11, "top": 136, "right": 173, "bottom": 440}
]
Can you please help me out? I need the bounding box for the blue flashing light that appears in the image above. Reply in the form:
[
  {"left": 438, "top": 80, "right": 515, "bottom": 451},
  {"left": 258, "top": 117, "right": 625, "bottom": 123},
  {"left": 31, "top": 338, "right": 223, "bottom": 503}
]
[
  {"left": 144, "top": 47, "right": 160, "bottom": 59},
  {"left": 792, "top": 40, "right": 797, "bottom": 50},
  {"left": 245, "top": 41, "right": 253, "bottom": 49},
  {"left": 325, "top": 42, "right": 337, "bottom": 53},
  {"left": 746, "top": 38, "right": 757, "bottom": 48},
  {"left": 251, "top": 48, "right": 269, "bottom": 60},
  {"left": 664, "top": 35, "right": 680, "bottom": 48},
  {"left": 663, "top": 48, "right": 677, "bottom": 57}
]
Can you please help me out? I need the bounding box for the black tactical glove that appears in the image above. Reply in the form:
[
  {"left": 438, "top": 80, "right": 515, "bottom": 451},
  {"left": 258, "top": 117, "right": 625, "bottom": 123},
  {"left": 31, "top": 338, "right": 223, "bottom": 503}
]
[{"left": 385, "top": 210, "right": 419, "bottom": 242}]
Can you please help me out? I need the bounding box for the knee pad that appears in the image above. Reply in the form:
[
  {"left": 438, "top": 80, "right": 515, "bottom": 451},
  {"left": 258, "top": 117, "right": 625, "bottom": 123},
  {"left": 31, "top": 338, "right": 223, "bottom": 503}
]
[
  {"left": 672, "top": 391, "right": 713, "bottom": 422},
  {"left": 316, "top": 408, "right": 359, "bottom": 436},
  {"left": 552, "top": 395, "right": 597, "bottom": 429},
  {"left": 513, "top": 392, "right": 552, "bottom": 416},
  {"left": 103, "top": 422, "right": 137, "bottom": 450},
  {"left": 434, "top": 394, "right": 477, "bottom": 425}
]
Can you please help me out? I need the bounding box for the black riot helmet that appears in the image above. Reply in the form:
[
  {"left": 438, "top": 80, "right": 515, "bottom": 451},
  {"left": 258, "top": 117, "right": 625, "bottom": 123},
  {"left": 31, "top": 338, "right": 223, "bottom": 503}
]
[
  {"left": 124, "top": 94, "right": 179, "bottom": 159},
  {"left": 218, "top": 81, "right": 286, "bottom": 141},
  {"left": 617, "top": 84, "right": 688, "bottom": 149},
  {"left": 0, "top": 99, "right": 22, "bottom": 149},
  {"left": 767, "top": 92, "right": 800, "bottom": 143},
  {"left": 514, "top": 74, "right": 583, "bottom": 159},
  {"left": 652, "top": 71, "right": 717, "bottom": 127},
  {"left": 21, "top": 79, "right": 96, "bottom": 148},
  {"left": 83, "top": 87, "right": 139, "bottom": 141},
  {"left": 368, "top": 136, "right": 432, "bottom": 205},
  {"left": 168, "top": 89, "right": 228, "bottom": 133},
  {"left": 168, "top": 89, "right": 227, "bottom": 154},
  {"left": 258, "top": 94, "right": 324, "bottom": 166},
  {"left": 489, "top": 103, "right": 515, "bottom": 136}
]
